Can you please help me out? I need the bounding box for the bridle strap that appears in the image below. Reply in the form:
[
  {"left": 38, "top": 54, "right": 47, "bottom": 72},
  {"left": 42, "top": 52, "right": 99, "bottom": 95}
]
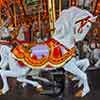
[{"left": 75, "top": 16, "right": 93, "bottom": 33}]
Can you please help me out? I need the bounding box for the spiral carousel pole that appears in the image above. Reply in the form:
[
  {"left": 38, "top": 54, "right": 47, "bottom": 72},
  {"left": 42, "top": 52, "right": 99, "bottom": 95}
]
[{"left": 48, "top": 0, "right": 55, "bottom": 34}]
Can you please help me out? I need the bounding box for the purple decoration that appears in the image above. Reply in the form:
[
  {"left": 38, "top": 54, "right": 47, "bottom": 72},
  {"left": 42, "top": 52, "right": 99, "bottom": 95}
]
[{"left": 31, "top": 44, "right": 49, "bottom": 59}]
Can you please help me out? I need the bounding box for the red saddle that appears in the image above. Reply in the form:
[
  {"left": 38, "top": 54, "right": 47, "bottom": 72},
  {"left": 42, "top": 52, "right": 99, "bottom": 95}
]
[{"left": 53, "top": 46, "right": 62, "bottom": 58}]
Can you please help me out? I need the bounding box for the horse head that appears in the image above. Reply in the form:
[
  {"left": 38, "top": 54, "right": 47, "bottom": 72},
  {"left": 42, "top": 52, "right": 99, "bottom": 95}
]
[
  {"left": 73, "top": 8, "right": 97, "bottom": 42},
  {"left": 53, "top": 7, "right": 97, "bottom": 48}
]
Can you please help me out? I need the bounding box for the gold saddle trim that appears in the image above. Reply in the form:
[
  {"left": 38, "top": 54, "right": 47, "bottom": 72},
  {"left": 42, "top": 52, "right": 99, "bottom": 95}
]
[{"left": 12, "top": 39, "right": 76, "bottom": 69}]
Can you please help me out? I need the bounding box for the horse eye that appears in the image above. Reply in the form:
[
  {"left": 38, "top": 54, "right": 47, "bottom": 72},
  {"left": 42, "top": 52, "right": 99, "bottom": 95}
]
[{"left": 87, "top": 25, "right": 90, "bottom": 27}]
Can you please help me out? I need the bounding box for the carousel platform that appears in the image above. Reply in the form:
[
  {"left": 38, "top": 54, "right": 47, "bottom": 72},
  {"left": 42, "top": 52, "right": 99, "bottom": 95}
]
[{"left": 0, "top": 66, "right": 100, "bottom": 100}]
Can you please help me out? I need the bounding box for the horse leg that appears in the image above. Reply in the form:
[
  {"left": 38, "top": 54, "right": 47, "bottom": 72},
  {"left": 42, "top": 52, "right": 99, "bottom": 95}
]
[
  {"left": 64, "top": 58, "right": 90, "bottom": 97},
  {"left": 0, "top": 70, "right": 9, "bottom": 94},
  {"left": 73, "top": 58, "right": 90, "bottom": 87},
  {"left": 72, "top": 58, "right": 89, "bottom": 78},
  {"left": 0, "top": 68, "right": 29, "bottom": 94},
  {"left": 76, "top": 58, "right": 90, "bottom": 72},
  {"left": 17, "top": 76, "right": 42, "bottom": 89}
]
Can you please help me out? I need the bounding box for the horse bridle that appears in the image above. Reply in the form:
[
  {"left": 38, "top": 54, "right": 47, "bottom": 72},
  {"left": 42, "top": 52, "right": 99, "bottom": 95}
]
[{"left": 75, "top": 16, "right": 93, "bottom": 33}]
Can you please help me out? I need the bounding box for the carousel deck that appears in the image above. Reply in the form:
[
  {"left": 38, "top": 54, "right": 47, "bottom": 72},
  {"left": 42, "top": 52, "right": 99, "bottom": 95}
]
[
  {"left": 0, "top": 86, "right": 100, "bottom": 100},
  {"left": 0, "top": 67, "right": 100, "bottom": 100}
]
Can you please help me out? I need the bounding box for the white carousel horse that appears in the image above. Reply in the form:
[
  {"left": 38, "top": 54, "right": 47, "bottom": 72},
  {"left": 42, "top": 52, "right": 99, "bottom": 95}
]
[
  {"left": 52, "top": 7, "right": 96, "bottom": 97},
  {"left": 0, "top": 7, "right": 97, "bottom": 97}
]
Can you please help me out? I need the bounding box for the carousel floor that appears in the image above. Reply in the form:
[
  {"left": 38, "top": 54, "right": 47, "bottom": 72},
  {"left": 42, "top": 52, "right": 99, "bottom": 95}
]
[
  {"left": 0, "top": 67, "right": 100, "bottom": 100},
  {"left": 0, "top": 89, "right": 99, "bottom": 100}
]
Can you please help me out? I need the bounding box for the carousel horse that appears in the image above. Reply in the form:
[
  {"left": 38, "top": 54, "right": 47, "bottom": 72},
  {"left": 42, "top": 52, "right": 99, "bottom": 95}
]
[
  {"left": 0, "top": 7, "right": 97, "bottom": 97},
  {"left": 0, "top": 44, "right": 66, "bottom": 97}
]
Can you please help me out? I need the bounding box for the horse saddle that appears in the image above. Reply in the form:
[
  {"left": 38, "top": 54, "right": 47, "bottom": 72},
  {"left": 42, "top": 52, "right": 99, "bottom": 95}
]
[{"left": 12, "top": 39, "right": 76, "bottom": 69}]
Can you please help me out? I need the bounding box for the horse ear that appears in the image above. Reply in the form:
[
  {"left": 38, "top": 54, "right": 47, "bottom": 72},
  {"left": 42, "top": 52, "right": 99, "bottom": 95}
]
[{"left": 89, "top": 16, "right": 97, "bottom": 22}]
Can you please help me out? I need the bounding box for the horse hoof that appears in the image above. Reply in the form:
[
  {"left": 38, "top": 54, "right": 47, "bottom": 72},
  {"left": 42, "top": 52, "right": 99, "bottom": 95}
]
[
  {"left": 67, "top": 74, "right": 74, "bottom": 81},
  {"left": 36, "top": 86, "right": 44, "bottom": 93},
  {"left": 0, "top": 90, "right": 3, "bottom": 96},
  {"left": 74, "top": 89, "right": 83, "bottom": 97}
]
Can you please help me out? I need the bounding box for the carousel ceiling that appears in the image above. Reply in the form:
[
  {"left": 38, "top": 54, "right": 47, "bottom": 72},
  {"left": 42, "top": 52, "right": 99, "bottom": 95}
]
[
  {"left": 0, "top": 0, "right": 100, "bottom": 28},
  {"left": 0, "top": 0, "right": 100, "bottom": 16}
]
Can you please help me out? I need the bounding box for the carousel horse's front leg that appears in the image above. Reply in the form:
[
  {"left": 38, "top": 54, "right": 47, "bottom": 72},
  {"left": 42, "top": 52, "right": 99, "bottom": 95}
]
[
  {"left": 64, "top": 57, "right": 90, "bottom": 97},
  {"left": 76, "top": 58, "right": 90, "bottom": 72},
  {"left": 0, "top": 70, "right": 10, "bottom": 95},
  {"left": 72, "top": 58, "right": 89, "bottom": 80},
  {"left": 0, "top": 67, "right": 29, "bottom": 95},
  {"left": 0, "top": 68, "right": 43, "bottom": 95},
  {"left": 73, "top": 58, "right": 90, "bottom": 87}
]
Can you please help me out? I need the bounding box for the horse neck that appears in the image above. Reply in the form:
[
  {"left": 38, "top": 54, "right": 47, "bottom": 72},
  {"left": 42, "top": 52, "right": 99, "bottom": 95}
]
[{"left": 54, "top": 25, "right": 75, "bottom": 49}]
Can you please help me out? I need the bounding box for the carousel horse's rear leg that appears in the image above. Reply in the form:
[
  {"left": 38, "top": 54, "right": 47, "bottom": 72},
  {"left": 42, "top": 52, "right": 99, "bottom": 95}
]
[{"left": 64, "top": 58, "right": 90, "bottom": 97}]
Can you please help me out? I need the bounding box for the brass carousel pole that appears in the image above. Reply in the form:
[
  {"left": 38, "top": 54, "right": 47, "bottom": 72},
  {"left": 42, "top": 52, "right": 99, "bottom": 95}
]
[
  {"left": 48, "top": 0, "right": 55, "bottom": 35},
  {"left": 38, "top": 0, "right": 41, "bottom": 32},
  {"left": 59, "top": 0, "right": 62, "bottom": 16},
  {"left": 37, "top": 0, "right": 42, "bottom": 41},
  {"left": 52, "top": 0, "right": 56, "bottom": 24},
  {"left": 13, "top": 0, "right": 16, "bottom": 27},
  {"left": 13, "top": 0, "right": 19, "bottom": 40},
  {"left": 0, "top": 0, "right": 2, "bottom": 26}
]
